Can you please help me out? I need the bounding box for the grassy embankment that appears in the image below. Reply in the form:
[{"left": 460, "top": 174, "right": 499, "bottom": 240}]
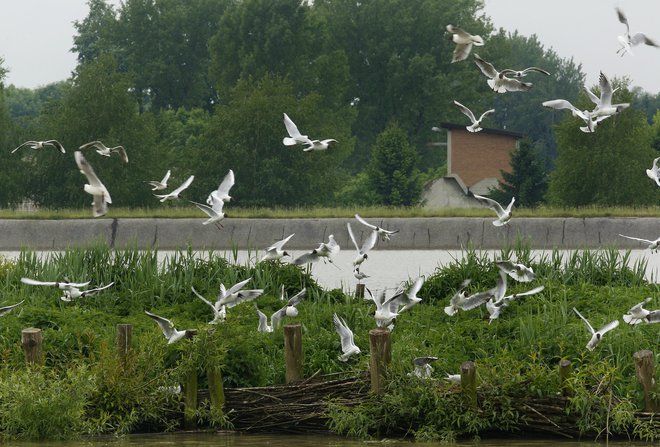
[
  {"left": 0, "top": 244, "right": 656, "bottom": 441},
  {"left": 1, "top": 205, "right": 660, "bottom": 219}
]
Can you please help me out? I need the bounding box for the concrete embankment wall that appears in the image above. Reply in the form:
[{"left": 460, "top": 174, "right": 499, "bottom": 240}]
[{"left": 0, "top": 217, "right": 657, "bottom": 251}]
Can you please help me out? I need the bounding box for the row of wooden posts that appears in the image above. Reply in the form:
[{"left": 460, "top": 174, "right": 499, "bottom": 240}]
[{"left": 20, "top": 325, "right": 659, "bottom": 430}]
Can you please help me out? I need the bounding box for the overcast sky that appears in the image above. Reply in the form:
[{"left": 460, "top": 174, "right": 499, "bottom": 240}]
[{"left": 1, "top": 0, "right": 660, "bottom": 93}]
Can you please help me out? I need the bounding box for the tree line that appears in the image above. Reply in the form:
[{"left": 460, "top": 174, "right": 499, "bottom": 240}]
[{"left": 0, "top": 0, "right": 658, "bottom": 210}]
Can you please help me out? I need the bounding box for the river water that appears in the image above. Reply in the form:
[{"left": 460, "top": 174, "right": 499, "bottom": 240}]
[{"left": 6, "top": 432, "right": 658, "bottom": 446}]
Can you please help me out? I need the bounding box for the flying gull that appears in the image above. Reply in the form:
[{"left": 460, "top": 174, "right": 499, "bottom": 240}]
[
  {"left": 74, "top": 151, "right": 112, "bottom": 217},
  {"left": 446, "top": 25, "right": 484, "bottom": 63},
  {"left": 79, "top": 140, "right": 128, "bottom": 163}
]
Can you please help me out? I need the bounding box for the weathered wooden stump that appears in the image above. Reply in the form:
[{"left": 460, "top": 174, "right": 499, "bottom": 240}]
[
  {"left": 559, "top": 359, "right": 572, "bottom": 396},
  {"left": 460, "top": 361, "right": 477, "bottom": 408},
  {"left": 21, "top": 327, "right": 44, "bottom": 366},
  {"left": 284, "top": 324, "right": 303, "bottom": 383},
  {"left": 633, "top": 350, "right": 658, "bottom": 412},
  {"left": 355, "top": 283, "right": 365, "bottom": 299},
  {"left": 183, "top": 329, "right": 198, "bottom": 430},
  {"left": 116, "top": 324, "right": 132, "bottom": 361},
  {"left": 369, "top": 328, "right": 391, "bottom": 394}
]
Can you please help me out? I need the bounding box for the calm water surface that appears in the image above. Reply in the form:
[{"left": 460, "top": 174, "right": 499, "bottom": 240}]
[{"left": 6, "top": 433, "right": 658, "bottom": 447}]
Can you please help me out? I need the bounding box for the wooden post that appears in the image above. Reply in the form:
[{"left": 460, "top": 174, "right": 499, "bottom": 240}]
[
  {"left": 183, "top": 329, "right": 198, "bottom": 430},
  {"left": 633, "top": 350, "right": 657, "bottom": 412},
  {"left": 284, "top": 324, "right": 303, "bottom": 383},
  {"left": 460, "top": 361, "right": 477, "bottom": 408},
  {"left": 559, "top": 359, "right": 572, "bottom": 396},
  {"left": 207, "top": 366, "right": 225, "bottom": 413},
  {"left": 21, "top": 328, "right": 44, "bottom": 366},
  {"left": 355, "top": 283, "right": 365, "bottom": 299},
  {"left": 116, "top": 324, "right": 132, "bottom": 361},
  {"left": 369, "top": 328, "right": 391, "bottom": 394}
]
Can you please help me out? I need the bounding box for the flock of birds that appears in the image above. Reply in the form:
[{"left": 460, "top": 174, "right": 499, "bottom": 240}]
[
  {"left": 3, "top": 7, "right": 659, "bottom": 379},
  {"left": 447, "top": 7, "right": 657, "bottom": 135}
]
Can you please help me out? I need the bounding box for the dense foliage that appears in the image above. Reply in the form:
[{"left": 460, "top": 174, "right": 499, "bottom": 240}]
[{"left": 0, "top": 245, "right": 656, "bottom": 440}]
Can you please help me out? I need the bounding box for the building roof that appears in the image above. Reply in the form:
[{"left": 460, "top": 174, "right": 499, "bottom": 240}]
[{"left": 439, "top": 122, "right": 525, "bottom": 139}]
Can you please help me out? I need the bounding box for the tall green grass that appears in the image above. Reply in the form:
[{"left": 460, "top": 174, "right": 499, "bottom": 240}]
[{"left": 0, "top": 244, "right": 656, "bottom": 440}]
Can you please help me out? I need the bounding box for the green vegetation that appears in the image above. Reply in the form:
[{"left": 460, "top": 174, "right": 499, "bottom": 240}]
[{"left": 0, "top": 244, "right": 656, "bottom": 440}]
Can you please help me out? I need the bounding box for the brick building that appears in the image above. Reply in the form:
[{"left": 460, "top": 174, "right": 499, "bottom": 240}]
[{"left": 422, "top": 123, "right": 523, "bottom": 208}]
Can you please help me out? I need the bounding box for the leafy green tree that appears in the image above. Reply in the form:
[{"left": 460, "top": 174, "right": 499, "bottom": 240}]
[
  {"left": 367, "top": 123, "right": 421, "bottom": 206},
  {"left": 489, "top": 138, "right": 547, "bottom": 207},
  {"left": 195, "top": 74, "right": 354, "bottom": 207},
  {"left": 547, "top": 80, "right": 658, "bottom": 206},
  {"left": 28, "top": 55, "right": 158, "bottom": 209}
]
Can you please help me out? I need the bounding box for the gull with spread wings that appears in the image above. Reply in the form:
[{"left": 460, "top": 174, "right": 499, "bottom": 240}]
[
  {"left": 145, "top": 170, "right": 171, "bottom": 191},
  {"left": 154, "top": 175, "right": 194, "bottom": 202},
  {"left": 145, "top": 310, "right": 192, "bottom": 344},
  {"left": 79, "top": 141, "right": 128, "bottom": 163},
  {"left": 446, "top": 25, "right": 484, "bottom": 63},
  {"left": 573, "top": 307, "right": 619, "bottom": 351},
  {"left": 12, "top": 139, "right": 66, "bottom": 154},
  {"left": 259, "top": 233, "right": 295, "bottom": 262},
  {"left": 333, "top": 313, "right": 361, "bottom": 362},
  {"left": 75, "top": 151, "right": 112, "bottom": 217},
  {"left": 469, "top": 192, "right": 515, "bottom": 226},
  {"left": 354, "top": 214, "right": 399, "bottom": 242},
  {"left": 453, "top": 100, "right": 494, "bottom": 133}
]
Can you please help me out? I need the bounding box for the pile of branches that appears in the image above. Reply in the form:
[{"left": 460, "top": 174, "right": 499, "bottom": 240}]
[{"left": 221, "top": 372, "right": 370, "bottom": 434}]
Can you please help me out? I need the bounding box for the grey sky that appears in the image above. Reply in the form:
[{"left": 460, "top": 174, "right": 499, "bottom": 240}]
[
  {"left": 1, "top": 0, "right": 659, "bottom": 93},
  {"left": 483, "top": 0, "right": 660, "bottom": 93}
]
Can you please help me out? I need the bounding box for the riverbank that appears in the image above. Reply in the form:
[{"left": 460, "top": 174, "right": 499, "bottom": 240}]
[{"left": 0, "top": 217, "right": 658, "bottom": 250}]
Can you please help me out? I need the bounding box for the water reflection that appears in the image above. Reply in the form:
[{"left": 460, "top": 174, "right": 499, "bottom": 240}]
[{"left": 6, "top": 432, "right": 657, "bottom": 447}]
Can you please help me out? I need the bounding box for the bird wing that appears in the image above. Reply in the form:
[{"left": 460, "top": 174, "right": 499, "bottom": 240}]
[
  {"left": 542, "top": 99, "right": 578, "bottom": 112},
  {"left": 347, "top": 222, "right": 360, "bottom": 252},
  {"left": 78, "top": 141, "right": 104, "bottom": 151},
  {"left": 453, "top": 101, "right": 477, "bottom": 123},
  {"left": 0, "top": 300, "right": 24, "bottom": 317},
  {"left": 573, "top": 307, "right": 595, "bottom": 335},
  {"left": 630, "top": 32, "right": 659, "bottom": 47},
  {"left": 628, "top": 297, "right": 653, "bottom": 313},
  {"left": 616, "top": 7, "right": 629, "bottom": 33},
  {"left": 473, "top": 54, "right": 498, "bottom": 78},
  {"left": 191, "top": 286, "right": 215, "bottom": 311},
  {"left": 500, "top": 77, "right": 532, "bottom": 92},
  {"left": 471, "top": 193, "right": 505, "bottom": 215},
  {"left": 11, "top": 141, "right": 37, "bottom": 153},
  {"left": 287, "top": 288, "right": 307, "bottom": 307},
  {"left": 85, "top": 282, "right": 115, "bottom": 295},
  {"left": 270, "top": 306, "right": 287, "bottom": 329},
  {"left": 161, "top": 170, "right": 171, "bottom": 185},
  {"left": 222, "top": 278, "right": 252, "bottom": 299},
  {"left": 413, "top": 356, "right": 438, "bottom": 367},
  {"left": 354, "top": 214, "right": 377, "bottom": 231},
  {"left": 145, "top": 310, "right": 176, "bottom": 339},
  {"left": 267, "top": 233, "right": 295, "bottom": 252},
  {"left": 75, "top": 151, "right": 105, "bottom": 190},
  {"left": 283, "top": 113, "right": 305, "bottom": 139},
  {"left": 478, "top": 109, "right": 496, "bottom": 122},
  {"left": 408, "top": 276, "right": 425, "bottom": 299},
  {"left": 292, "top": 251, "right": 319, "bottom": 265},
  {"left": 21, "top": 277, "right": 57, "bottom": 287},
  {"left": 361, "top": 230, "right": 378, "bottom": 254},
  {"left": 216, "top": 169, "right": 235, "bottom": 198},
  {"left": 618, "top": 234, "right": 652, "bottom": 244},
  {"left": 225, "top": 289, "right": 263, "bottom": 308},
  {"left": 333, "top": 314, "right": 354, "bottom": 353},
  {"left": 598, "top": 319, "right": 620, "bottom": 335},
  {"left": 113, "top": 146, "right": 129, "bottom": 163},
  {"left": 459, "top": 289, "right": 493, "bottom": 310},
  {"left": 256, "top": 307, "right": 271, "bottom": 331},
  {"left": 504, "top": 285, "right": 545, "bottom": 302},
  {"left": 45, "top": 140, "right": 66, "bottom": 153},
  {"left": 190, "top": 200, "right": 219, "bottom": 219},
  {"left": 452, "top": 43, "right": 473, "bottom": 63},
  {"left": 171, "top": 175, "right": 195, "bottom": 196},
  {"left": 598, "top": 72, "right": 613, "bottom": 107}
]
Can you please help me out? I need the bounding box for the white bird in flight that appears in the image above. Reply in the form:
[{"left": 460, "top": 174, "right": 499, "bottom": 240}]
[
  {"left": 618, "top": 234, "right": 660, "bottom": 252},
  {"left": 541, "top": 99, "right": 608, "bottom": 133},
  {"left": 469, "top": 192, "right": 515, "bottom": 226},
  {"left": 495, "top": 260, "right": 536, "bottom": 282},
  {"left": 347, "top": 222, "right": 377, "bottom": 267},
  {"left": 333, "top": 313, "right": 361, "bottom": 362},
  {"left": 500, "top": 66, "right": 551, "bottom": 78},
  {"left": 282, "top": 113, "right": 312, "bottom": 147},
  {"left": 444, "top": 279, "right": 472, "bottom": 316},
  {"left": 645, "top": 157, "right": 660, "bottom": 187},
  {"left": 292, "top": 234, "right": 340, "bottom": 265},
  {"left": 623, "top": 297, "right": 654, "bottom": 325},
  {"left": 573, "top": 307, "right": 619, "bottom": 351},
  {"left": 145, "top": 310, "right": 191, "bottom": 344},
  {"left": 367, "top": 288, "right": 400, "bottom": 329},
  {"left": 12, "top": 139, "right": 66, "bottom": 154},
  {"left": 486, "top": 285, "right": 545, "bottom": 323},
  {"left": 585, "top": 72, "right": 630, "bottom": 120},
  {"left": 190, "top": 195, "right": 226, "bottom": 227},
  {"left": 217, "top": 277, "right": 263, "bottom": 308},
  {"left": 145, "top": 170, "right": 171, "bottom": 191},
  {"left": 383, "top": 276, "right": 425, "bottom": 313},
  {"left": 79, "top": 140, "right": 128, "bottom": 163},
  {"left": 74, "top": 151, "right": 112, "bottom": 217},
  {"left": 257, "top": 288, "right": 306, "bottom": 332},
  {"left": 60, "top": 282, "right": 115, "bottom": 302},
  {"left": 354, "top": 214, "right": 399, "bottom": 242},
  {"left": 474, "top": 54, "right": 532, "bottom": 93},
  {"left": 446, "top": 25, "right": 484, "bottom": 63},
  {"left": 453, "top": 100, "right": 495, "bottom": 133},
  {"left": 259, "top": 233, "right": 295, "bottom": 262},
  {"left": 206, "top": 169, "right": 235, "bottom": 205},
  {"left": 154, "top": 175, "right": 194, "bottom": 202},
  {"left": 615, "top": 7, "right": 659, "bottom": 56}
]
